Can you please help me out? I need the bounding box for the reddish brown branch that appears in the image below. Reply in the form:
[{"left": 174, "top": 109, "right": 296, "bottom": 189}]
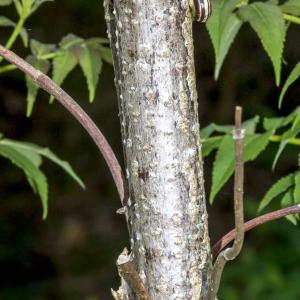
[
  {"left": 208, "top": 106, "right": 245, "bottom": 300},
  {"left": 0, "top": 44, "right": 127, "bottom": 205},
  {"left": 212, "top": 204, "right": 300, "bottom": 260}
]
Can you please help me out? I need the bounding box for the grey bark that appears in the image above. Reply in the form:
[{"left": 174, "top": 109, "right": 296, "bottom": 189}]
[{"left": 104, "top": 1, "right": 212, "bottom": 299}]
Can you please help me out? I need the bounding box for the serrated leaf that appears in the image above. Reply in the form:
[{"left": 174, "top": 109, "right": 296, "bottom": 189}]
[
  {"left": 272, "top": 117, "right": 300, "bottom": 169},
  {"left": 281, "top": 189, "right": 298, "bottom": 225},
  {"left": 244, "top": 130, "right": 272, "bottom": 161},
  {"left": 278, "top": 62, "right": 300, "bottom": 108},
  {"left": 78, "top": 45, "right": 103, "bottom": 103},
  {"left": 0, "top": 139, "right": 84, "bottom": 188},
  {"left": 242, "top": 116, "right": 260, "bottom": 134},
  {"left": 206, "top": 0, "right": 242, "bottom": 79},
  {"left": 202, "top": 137, "right": 222, "bottom": 157},
  {"left": 98, "top": 46, "right": 113, "bottom": 64},
  {"left": 0, "top": 0, "right": 13, "bottom": 5},
  {"left": 0, "top": 144, "right": 48, "bottom": 219},
  {"left": 259, "top": 172, "right": 295, "bottom": 212},
  {"left": 280, "top": 0, "right": 300, "bottom": 16},
  {"left": 50, "top": 49, "right": 78, "bottom": 103},
  {"left": 238, "top": 2, "right": 286, "bottom": 86},
  {"left": 0, "top": 138, "right": 85, "bottom": 188},
  {"left": 25, "top": 55, "right": 50, "bottom": 116},
  {"left": 210, "top": 131, "right": 272, "bottom": 203},
  {"left": 30, "top": 39, "right": 56, "bottom": 58},
  {"left": 59, "top": 34, "right": 83, "bottom": 49},
  {"left": 263, "top": 116, "right": 285, "bottom": 131},
  {"left": 294, "top": 171, "right": 300, "bottom": 204},
  {"left": 210, "top": 134, "right": 234, "bottom": 203}
]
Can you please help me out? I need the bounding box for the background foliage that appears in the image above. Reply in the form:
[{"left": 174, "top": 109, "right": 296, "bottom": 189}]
[{"left": 0, "top": 0, "right": 299, "bottom": 299}]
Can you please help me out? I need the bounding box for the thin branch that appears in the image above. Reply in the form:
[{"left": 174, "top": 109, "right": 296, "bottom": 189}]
[
  {"left": 202, "top": 134, "right": 300, "bottom": 148},
  {"left": 284, "top": 14, "right": 300, "bottom": 25},
  {"left": 0, "top": 44, "right": 127, "bottom": 205},
  {"left": 0, "top": 64, "right": 17, "bottom": 74},
  {"left": 208, "top": 106, "right": 245, "bottom": 300},
  {"left": 116, "top": 248, "right": 151, "bottom": 300},
  {"left": 212, "top": 204, "right": 300, "bottom": 260}
]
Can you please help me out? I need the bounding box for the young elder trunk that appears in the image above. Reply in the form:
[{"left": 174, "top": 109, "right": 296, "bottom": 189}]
[{"left": 104, "top": 1, "right": 212, "bottom": 299}]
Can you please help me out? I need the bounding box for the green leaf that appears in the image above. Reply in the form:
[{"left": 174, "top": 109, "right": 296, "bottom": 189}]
[
  {"left": 263, "top": 116, "right": 285, "bottom": 131},
  {"left": 78, "top": 45, "right": 103, "bottom": 103},
  {"left": 278, "top": 62, "right": 300, "bottom": 108},
  {"left": 280, "top": 0, "right": 300, "bottom": 16},
  {"left": 0, "top": 16, "right": 28, "bottom": 47},
  {"left": 30, "top": 39, "right": 56, "bottom": 58},
  {"left": 259, "top": 173, "right": 295, "bottom": 212},
  {"left": 294, "top": 171, "right": 300, "bottom": 204},
  {"left": 0, "top": 144, "right": 48, "bottom": 219},
  {"left": 210, "top": 134, "right": 234, "bottom": 203},
  {"left": 281, "top": 189, "right": 298, "bottom": 224},
  {"left": 98, "top": 46, "right": 113, "bottom": 64},
  {"left": 0, "top": 16, "right": 15, "bottom": 26},
  {"left": 242, "top": 115, "right": 260, "bottom": 134},
  {"left": 272, "top": 116, "right": 300, "bottom": 169},
  {"left": 202, "top": 137, "right": 222, "bottom": 157},
  {"left": 244, "top": 131, "right": 272, "bottom": 161},
  {"left": 13, "top": 0, "right": 23, "bottom": 16},
  {"left": 0, "top": 0, "right": 13, "bottom": 5},
  {"left": 59, "top": 34, "right": 83, "bottom": 50},
  {"left": 50, "top": 49, "right": 78, "bottom": 103},
  {"left": 25, "top": 55, "right": 50, "bottom": 116},
  {"left": 210, "top": 131, "right": 272, "bottom": 203},
  {"left": 0, "top": 138, "right": 85, "bottom": 188},
  {"left": 238, "top": 2, "right": 286, "bottom": 86},
  {"left": 206, "top": 0, "right": 242, "bottom": 79}
]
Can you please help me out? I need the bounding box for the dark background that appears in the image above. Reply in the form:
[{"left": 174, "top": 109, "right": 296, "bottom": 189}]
[{"left": 0, "top": 1, "right": 299, "bottom": 299}]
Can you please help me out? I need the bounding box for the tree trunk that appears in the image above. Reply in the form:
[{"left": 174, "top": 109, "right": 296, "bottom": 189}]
[{"left": 104, "top": 1, "right": 212, "bottom": 299}]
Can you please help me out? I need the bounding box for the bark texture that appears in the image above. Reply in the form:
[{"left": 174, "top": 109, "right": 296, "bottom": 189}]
[{"left": 104, "top": 1, "right": 212, "bottom": 299}]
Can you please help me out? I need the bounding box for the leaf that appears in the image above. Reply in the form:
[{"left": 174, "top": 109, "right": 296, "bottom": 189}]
[
  {"left": 0, "top": 16, "right": 15, "bottom": 26},
  {"left": 238, "top": 2, "right": 286, "bottom": 86},
  {"left": 98, "top": 46, "right": 113, "bottom": 64},
  {"left": 202, "top": 137, "right": 221, "bottom": 157},
  {"left": 294, "top": 171, "right": 300, "bottom": 204},
  {"left": 281, "top": 189, "right": 298, "bottom": 224},
  {"left": 272, "top": 116, "right": 300, "bottom": 169},
  {"left": 258, "top": 173, "right": 295, "bottom": 212},
  {"left": 0, "top": 138, "right": 85, "bottom": 188},
  {"left": 0, "top": 0, "right": 13, "bottom": 5},
  {"left": 210, "top": 131, "right": 272, "bottom": 203},
  {"left": 244, "top": 131, "right": 272, "bottom": 161},
  {"left": 206, "top": 0, "right": 242, "bottom": 79},
  {"left": 263, "top": 116, "right": 285, "bottom": 131},
  {"left": 242, "top": 115, "right": 260, "bottom": 134},
  {"left": 13, "top": 0, "right": 23, "bottom": 16},
  {"left": 280, "top": 0, "right": 300, "bottom": 16},
  {"left": 0, "top": 16, "right": 28, "bottom": 47},
  {"left": 50, "top": 49, "right": 78, "bottom": 103},
  {"left": 278, "top": 62, "right": 300, "bottom": 108},
  {"left": 78, "top": 45, "right": 103, "bottom": 102},
  {"left": 30, "top": 39, "right": 56, "bottom": 58},
  {"left": 210, "top": 134, "right": 234, "bottom": 203},
  {"left": 59, "top": 34, "right": 83, "bottom": 50},
  {"left": 0, "top": 144, "right": 48, "bottom": 219},
  {"left": 25, "top": 55, "right": 50, "bottom": 116}
]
